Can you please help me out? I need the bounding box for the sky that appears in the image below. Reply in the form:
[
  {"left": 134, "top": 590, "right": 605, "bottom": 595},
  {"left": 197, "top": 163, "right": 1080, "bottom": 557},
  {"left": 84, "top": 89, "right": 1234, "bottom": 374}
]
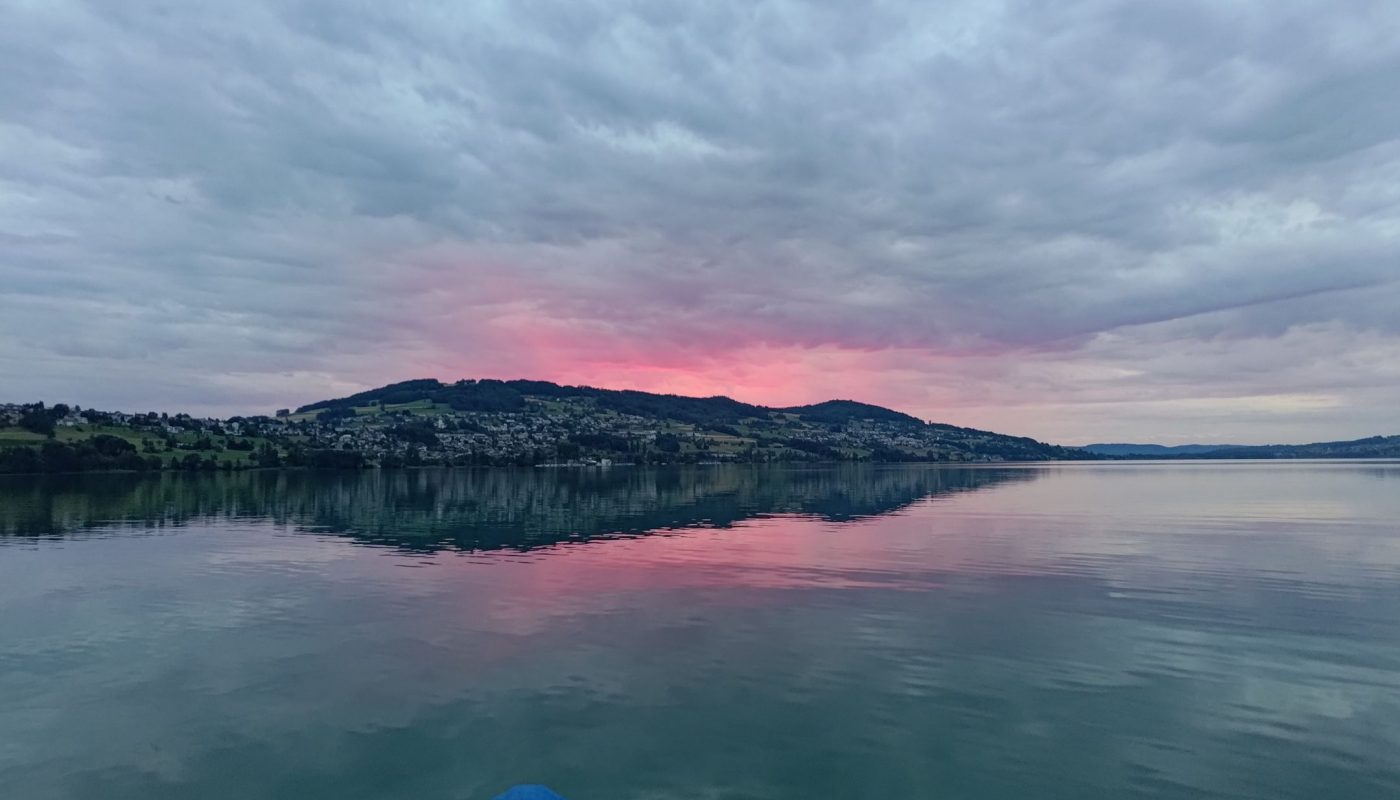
[{"left": 2, "top": 0, "right": 1399, "bottom": 445}]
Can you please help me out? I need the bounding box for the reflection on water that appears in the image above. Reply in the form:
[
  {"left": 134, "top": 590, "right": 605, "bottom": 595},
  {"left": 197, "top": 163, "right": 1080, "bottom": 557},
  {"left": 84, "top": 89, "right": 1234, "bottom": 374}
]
[
  {"left": 0, "top": 464, "right": 1031, "bottom": 549},
  {"left": 1, "top": 463, "right": 1399, "bottom": 800}
]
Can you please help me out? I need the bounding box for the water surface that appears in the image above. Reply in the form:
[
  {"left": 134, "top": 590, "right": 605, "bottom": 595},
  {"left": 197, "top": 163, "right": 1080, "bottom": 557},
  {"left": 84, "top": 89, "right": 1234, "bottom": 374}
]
[{"left": 2, "top": 463, "right": 1399, "bottom": 799}]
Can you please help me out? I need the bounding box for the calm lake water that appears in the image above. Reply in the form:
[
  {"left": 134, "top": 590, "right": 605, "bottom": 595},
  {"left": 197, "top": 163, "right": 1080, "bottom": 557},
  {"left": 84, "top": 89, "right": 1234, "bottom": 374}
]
[{"left": 2, "top": 462, "right": 1399, "bottom": 799}]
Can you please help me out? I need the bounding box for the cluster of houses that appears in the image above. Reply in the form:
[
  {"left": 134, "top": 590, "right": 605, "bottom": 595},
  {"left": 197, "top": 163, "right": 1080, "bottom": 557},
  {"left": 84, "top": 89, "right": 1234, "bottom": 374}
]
[
  {"left": 0, "top": 404, "right": 22, "bottom": 427},
  {"left": 301, "top": 399, "right": 660, "bottom": 464},
  {"left": 4, "top": 396, "right": 1021, "bottom": 465},
  {"left": 0, "top": 403, "right": 88, "bottom": 430},
  {"left": 792, "top": 420, "right": 997, "bottom": 461},
  {"left": 284, "top": 396, "right": 1008, "bottom": 464}
]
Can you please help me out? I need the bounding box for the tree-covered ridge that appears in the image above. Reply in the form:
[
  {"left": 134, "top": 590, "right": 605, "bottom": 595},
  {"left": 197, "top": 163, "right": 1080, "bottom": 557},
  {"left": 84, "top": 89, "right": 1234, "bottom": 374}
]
[
  {"left": 299, "top": 379, "right": 529, "bottom": 414},
  {"left": 298, "top": 379, "right": 925, "bottom": 427},
  {"left": 282, "top": 378, "right": 1081, "bottom": 466},
  {"left": 1162, "top": 436, "right": 1400, "bottom": 459},
  {"left": 775, "top": 399, "right": 922, "bottom": 426},
  {"left": 1078, "top": 436, "right": 1400, "bottom": 459},
  {"left": 1, "top": 380, "right": 1089, "bottom": 475}
]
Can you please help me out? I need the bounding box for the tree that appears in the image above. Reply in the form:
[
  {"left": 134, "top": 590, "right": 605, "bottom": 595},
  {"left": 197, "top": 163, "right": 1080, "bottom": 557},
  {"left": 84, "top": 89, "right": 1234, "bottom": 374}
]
[
  {"left": 0, "top": 447, "right": 40, "bottom": 474},
  {"left": 253, "top": 442, "right": 282, "bottom": 468},
  {"left": 114, "top": 452, "right": 148, "bottom": 471},
  {"left": 39, "top": 441, "right": 80, "bottom": 472},
  {"left": 90, "top": 434, "right": 136, "bottom": 458},
  {"left": 19, "top": 405, "right": 56, "bottom": 437},
  {"left": 318, "top": 407, "right": 357, "bottom": 424},
  {"left": 391, "top": 422, "right": 439, "bottom": 447}
]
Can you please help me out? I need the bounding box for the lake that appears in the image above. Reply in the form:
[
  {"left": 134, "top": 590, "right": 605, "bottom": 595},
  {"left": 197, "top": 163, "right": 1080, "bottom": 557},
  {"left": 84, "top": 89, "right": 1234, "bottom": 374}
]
[{"left": 2, "top": 462, "right": 1399, "bottom": 799}]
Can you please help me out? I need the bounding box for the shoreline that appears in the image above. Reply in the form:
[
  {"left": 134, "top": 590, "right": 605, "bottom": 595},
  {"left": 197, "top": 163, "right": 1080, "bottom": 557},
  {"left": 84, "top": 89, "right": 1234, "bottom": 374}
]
[{"left": 5, "top": 456, "right": 1400, "bottom": 478}]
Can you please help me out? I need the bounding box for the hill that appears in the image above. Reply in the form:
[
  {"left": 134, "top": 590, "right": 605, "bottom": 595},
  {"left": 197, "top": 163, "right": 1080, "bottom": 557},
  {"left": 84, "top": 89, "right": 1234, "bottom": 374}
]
[
  {"left": 0, "top": 381, "right": 1083, "bottom": 474},
  {"left": 289, "top": 378, "right": 1081, "bottom": 465},
  {"left": 1196, "top": 435, "right": 1400, "bottom": 459},
  {"left": 0, "top": 382, "right": 1084, "bottom": 473},
  {"left": 297, "top": 379, "right": 926, "bottom": 427},
  {"left": 6, "top": 384, "right": 1398, "bottom": 474},
  {"left": 1080, "top": 436, "right": 1400, "bottom": 459},
  {"left": 1080, "top": 443, "right": 1238, "bottom": 457}
]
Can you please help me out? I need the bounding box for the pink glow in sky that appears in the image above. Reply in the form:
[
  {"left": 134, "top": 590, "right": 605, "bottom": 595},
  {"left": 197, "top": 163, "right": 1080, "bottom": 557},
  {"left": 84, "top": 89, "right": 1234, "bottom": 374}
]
[{"left": 4, "top": 1, "right": 1399, "bottom": 445}]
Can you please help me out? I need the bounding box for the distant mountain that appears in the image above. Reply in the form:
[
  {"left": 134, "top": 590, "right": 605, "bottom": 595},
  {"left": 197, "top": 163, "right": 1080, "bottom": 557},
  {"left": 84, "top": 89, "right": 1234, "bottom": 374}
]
[
  {"left": 1080, "top": 443, "right": 1239, "bottom": 457},
  {"left": 1081, "top": 436, "right": 1400, "bottom": 459}
]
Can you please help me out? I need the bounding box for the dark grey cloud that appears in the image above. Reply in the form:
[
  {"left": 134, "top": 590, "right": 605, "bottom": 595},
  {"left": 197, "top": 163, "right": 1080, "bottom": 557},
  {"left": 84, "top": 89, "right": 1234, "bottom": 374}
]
[{"left": 1, "top": 0, "right": 1398, "bottom": 442}]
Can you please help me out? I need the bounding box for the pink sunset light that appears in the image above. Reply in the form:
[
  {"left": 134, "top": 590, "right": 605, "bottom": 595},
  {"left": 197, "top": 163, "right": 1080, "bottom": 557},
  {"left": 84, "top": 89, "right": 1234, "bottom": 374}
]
[{"left": 5, "top": 1, "right": 1398, "bottom": 447}]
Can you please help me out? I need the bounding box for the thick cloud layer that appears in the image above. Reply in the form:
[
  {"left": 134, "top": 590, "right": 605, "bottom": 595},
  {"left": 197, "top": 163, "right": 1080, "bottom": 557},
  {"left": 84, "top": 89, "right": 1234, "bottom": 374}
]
[{"left": 2, "top": 0, "right": 1398, "bottom": 443}]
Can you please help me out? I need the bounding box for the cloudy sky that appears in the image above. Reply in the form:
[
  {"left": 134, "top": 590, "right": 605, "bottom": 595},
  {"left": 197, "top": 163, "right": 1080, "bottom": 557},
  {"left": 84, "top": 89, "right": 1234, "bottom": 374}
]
[{"left": 3, "top": 0, "right": 1399, "bottom": 444}]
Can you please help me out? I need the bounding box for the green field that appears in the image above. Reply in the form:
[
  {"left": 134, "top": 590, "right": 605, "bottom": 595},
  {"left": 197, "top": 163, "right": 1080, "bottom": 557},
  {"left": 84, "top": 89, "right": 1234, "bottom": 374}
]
[
  {"left": 0, "top": 424, "right": 282, "bottom": 467},
  {"left": 59, "top": 424, "right": 153, "bottom": 446},
  {"left": 283, "top": 399, "right": 454, "bottom": 424},
  {"left": 0, "top": 427, "right": 46, "bottom": 444}
]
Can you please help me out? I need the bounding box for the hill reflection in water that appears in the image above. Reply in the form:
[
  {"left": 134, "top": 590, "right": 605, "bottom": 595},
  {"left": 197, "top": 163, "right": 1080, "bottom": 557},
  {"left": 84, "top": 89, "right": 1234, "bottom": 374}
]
[{"left": 0, "top": 464, "right": 1035, "bottom": 551}]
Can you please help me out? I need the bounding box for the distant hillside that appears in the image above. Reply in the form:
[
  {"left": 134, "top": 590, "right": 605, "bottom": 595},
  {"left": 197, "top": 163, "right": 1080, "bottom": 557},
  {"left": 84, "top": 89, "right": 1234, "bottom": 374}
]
[
  {"left": 1080, "top": 443, "right": 1238, "bottom": 457},
  {"left": 1199, "top": 435, "right": 1400, "bottom": 459},
  {"left": 6, "top": 384, "right": 1398, "bottom": 475},
  {"left": 775, "top": 399, "right": 923, "bottom": 426},
  {"left": 298, "top": 379, "right": 925, "bottom": 427},
  {"left": 0, "top": 382, "right": 1089, "bottom": 474},
  {"left": 292, "top": 378, "right": 1083, "bottom": 464},
  {"left": 1081, "top": 436, "right": 1400, "bottom": 459}
]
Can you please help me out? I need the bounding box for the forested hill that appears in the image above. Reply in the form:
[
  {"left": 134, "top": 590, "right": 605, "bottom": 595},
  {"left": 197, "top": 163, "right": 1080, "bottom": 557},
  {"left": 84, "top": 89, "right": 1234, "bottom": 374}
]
[
  {"left": 0, "top": 379, "right": 1083, "bottom": 475},
  {"left": 290, "top": 378, "right": 1081, "bottom": 463},
  {"left": 298, "top": 378, "right": 925, "bottom": 427},
  {"left": 1173, "top": 436, "right": 1400, "bottom": 459}
]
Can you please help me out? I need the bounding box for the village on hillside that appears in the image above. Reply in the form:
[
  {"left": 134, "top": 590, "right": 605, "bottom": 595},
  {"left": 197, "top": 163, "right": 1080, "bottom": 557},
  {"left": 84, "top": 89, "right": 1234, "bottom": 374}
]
[{"left": 0, "top": 388, "right": 1070, "bottom": 474}]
